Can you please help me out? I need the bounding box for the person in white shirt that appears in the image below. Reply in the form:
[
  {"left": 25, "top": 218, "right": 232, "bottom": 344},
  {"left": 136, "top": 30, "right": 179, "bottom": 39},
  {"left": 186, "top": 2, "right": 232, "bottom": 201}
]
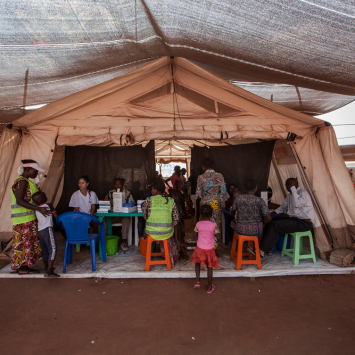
[
  {"left": 69, "top": 175, "right": 99, "bottom": 231},
  {"left": 248, "top": 177, "right": 314, "bottom": 259},
  {"left": 33, "top": 191, "right": 59, "bottom": 277}
]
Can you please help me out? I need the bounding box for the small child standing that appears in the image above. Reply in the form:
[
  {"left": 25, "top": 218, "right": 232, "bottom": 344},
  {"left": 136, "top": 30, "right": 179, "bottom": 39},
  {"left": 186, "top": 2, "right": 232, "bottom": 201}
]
[
  {"left": 32, "top": 191, "right": 60, "bottom": 278},
  {"left": 193, "top": 204, "right": 221, "bottom": 293}
]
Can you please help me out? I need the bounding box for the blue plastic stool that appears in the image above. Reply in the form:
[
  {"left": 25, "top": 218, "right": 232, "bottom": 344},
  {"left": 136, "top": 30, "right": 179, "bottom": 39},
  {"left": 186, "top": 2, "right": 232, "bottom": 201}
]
[{"left": 276, "top": 235, "right": 291, "bottom": 251}]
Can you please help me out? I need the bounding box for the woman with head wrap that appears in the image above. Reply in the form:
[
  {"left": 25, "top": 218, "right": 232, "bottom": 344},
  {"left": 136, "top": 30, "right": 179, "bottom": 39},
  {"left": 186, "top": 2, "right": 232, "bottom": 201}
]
[
  {"left": 141, "top": 180, "right": 181, "bottom": 267},
  {"left": 11, "top": 159, "right": 50, "bottom": 274}
]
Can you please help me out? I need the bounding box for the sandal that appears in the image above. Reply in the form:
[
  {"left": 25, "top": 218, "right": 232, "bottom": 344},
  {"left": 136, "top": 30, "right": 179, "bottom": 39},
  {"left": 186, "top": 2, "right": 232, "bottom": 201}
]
[
  {"left": 18, "top": 268, "right": 40, "bottom": 275},
  {"left": 207, "top": 285, "right": 216, "bottom": 294},
  {"left": 193, "top": 283, "right": 201, "bottom": 288},
  {"left": 44, "top": 271, "right": 61, "bottom": 278}
]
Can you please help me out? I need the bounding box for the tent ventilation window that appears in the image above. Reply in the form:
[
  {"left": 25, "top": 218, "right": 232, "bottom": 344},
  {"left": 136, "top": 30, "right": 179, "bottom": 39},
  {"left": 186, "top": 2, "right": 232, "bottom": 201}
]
[{"left": 130, "top": 82, "right": 241, "bottom": 115}]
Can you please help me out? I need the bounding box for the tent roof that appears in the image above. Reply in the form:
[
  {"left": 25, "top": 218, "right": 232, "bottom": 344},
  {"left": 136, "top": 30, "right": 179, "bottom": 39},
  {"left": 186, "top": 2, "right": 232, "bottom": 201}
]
[
  {"left": 1, "top": 1, "right": 354, "bottom": 118},
  {"left": 12, "top": 57, "right": 326, "bottom": 145}
]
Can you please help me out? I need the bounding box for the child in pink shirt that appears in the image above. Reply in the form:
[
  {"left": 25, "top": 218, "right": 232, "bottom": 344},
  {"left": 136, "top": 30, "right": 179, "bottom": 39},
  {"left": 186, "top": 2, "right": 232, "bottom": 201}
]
[{"left": 193, "top": 204, "right": 221, "bottom": 293}]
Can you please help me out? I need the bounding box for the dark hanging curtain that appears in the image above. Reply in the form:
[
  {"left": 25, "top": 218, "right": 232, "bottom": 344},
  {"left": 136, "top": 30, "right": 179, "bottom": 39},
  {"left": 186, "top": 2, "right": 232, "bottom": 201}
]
[
  {"left": 190, "top": 141, "right": 276, "bottom": 197},
  {"left": 57, "top": 141, "right": 155, "bottom": 214}
]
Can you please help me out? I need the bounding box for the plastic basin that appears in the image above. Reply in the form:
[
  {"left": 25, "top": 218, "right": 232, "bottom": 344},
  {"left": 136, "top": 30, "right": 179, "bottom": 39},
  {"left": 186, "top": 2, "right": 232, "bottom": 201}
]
[{"left": 105, "top": 235, "right": 120, "bottom": 256}]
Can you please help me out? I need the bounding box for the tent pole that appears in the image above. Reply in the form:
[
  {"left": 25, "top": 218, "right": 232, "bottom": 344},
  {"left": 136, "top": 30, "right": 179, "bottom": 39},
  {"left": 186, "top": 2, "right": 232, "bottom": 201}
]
[
  {"left": 214, "top": 100, "right": 219, "bottom": 114},
  {"left": 289, "top": 142, "right": 333, "bottom": 246},
  {"left": 22, "top": 69, "right": 29, "bottom": 115},
  {"left": 295, "top": 86, "right": 304, "bottom": 111}
]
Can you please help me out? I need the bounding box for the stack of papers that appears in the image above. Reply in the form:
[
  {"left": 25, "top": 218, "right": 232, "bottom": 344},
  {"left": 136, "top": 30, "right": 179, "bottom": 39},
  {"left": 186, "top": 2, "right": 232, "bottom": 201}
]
[
  {"left": 137, "top": 200, "right": 144, "bottom": 214},
  {"left": 121, "top": 206, "right": 137, "bottom": 213},
  {"left": 97, "top": 200, "right": 110, "bottom": 213}
]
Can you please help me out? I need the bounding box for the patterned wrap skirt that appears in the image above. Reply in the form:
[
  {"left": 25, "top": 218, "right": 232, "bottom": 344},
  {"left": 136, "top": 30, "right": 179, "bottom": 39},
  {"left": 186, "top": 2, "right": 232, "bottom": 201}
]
[
  {"left": 234, "top": 221, "right": 264, "bottom": 240},
  {"left": 159, "top": 236, "right": 179, "bottom": 268},
  {"left": 12, "top": 220, "right": 42, "bottom": 270}
]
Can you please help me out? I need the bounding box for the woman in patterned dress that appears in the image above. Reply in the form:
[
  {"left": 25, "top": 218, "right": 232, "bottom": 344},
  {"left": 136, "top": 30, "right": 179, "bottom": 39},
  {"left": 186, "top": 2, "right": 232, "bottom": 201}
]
[
  {"left": 171, "top": 189, "right": 189, "bottom": 261},
  {"left": 195, "top": 157, "right": 228, "bottom": 250},
  {"left": 232, "top": 179, "right": 272, "bottom": 240},
  {"left": 11, "top": 160, "right": 50, "bottom": 274}
]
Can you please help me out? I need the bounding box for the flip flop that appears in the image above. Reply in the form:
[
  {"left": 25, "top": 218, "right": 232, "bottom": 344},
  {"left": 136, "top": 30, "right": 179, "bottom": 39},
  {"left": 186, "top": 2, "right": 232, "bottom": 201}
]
[
  {"left": 18, "top": 269, "right": 40, "bottom": 275},
  {"left": 207, "top": 285, "right": 216, "bottom": 294},
  {"left": 193, "top": 283, "right": 201, "bottom": 288},
  {"left": 44, "top": 272, "right": 61, "bottom": 278}
]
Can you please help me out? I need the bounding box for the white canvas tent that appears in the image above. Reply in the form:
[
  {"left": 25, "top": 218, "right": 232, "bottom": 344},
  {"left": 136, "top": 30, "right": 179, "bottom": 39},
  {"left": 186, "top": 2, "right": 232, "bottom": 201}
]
[{"left": 0, "top": 57, "right": 354, "bottom": 262}]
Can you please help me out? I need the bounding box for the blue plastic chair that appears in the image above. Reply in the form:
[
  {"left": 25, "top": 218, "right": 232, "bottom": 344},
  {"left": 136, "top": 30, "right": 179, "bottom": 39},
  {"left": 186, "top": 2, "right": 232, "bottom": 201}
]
[{"left": 56, "top": 212, "right": 107, "bottom": 273}]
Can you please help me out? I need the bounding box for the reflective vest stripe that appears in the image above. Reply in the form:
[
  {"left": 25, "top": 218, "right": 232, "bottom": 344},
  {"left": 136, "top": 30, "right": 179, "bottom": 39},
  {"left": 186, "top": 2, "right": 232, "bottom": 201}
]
[
  {"left": 11, "top": 203, "right": 36, "bottom": 209},
  {"left": 11, "top": 211, "right": 36, "bottom": 218},
  {"left": 145, "top": 227, "right": 174, "bottom": 235},
  {"left": 146, "top": 222, "right": 173, "bottom": 227}
]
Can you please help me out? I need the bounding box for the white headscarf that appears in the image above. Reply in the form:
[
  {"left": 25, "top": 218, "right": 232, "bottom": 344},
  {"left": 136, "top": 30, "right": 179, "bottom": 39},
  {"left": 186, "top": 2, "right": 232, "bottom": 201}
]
[{"left": 17, "top": 165, "right": 24, "bottom": 175}]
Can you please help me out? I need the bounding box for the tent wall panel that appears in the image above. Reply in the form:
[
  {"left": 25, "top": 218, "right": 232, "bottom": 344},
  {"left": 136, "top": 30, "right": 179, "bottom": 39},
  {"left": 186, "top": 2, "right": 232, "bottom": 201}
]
[
  {"left": 268, "top": 162, "right": 286, "bottom": 205},
  {"left": 294, "top": 132, "right": 354, "bottom": 257},
  {"left": 0, "top": 126, "right": 58, "bottom": 239},
  {"left": 53, "top": 175, "right": 64, "bottom": 209},
  {"left": 268, "top": 158, "right": 331, "bottom": 250},
  {"left": 317, "top": 126, "right": 355, "bottom": 245},
  {"left": 0, "top": 128, "right": 21, "bottom": 208},
  {"left": 41, "top": 146, "right": 65, "bottom": 204}
]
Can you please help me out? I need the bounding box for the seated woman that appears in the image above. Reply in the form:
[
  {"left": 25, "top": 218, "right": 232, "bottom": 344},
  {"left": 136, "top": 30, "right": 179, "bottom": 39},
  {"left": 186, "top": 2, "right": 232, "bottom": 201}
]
[
  {"left": 141, "top": 180, "right": 181, "bottom": 267},
  {"left": 69, "top": 175, "right": 99, "bottom": 232},
  {"left": 105, "top": 178, "right": 135, "bottom": 251},
  {"left": 232, "top": 179, "right": 272, "bottom": 240}
]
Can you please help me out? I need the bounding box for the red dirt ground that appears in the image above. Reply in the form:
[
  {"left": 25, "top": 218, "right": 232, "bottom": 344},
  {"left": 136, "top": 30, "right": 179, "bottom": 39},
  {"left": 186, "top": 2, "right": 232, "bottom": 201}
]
[{"left": 1, "top": 275, "right": 354, "bottom": 355}]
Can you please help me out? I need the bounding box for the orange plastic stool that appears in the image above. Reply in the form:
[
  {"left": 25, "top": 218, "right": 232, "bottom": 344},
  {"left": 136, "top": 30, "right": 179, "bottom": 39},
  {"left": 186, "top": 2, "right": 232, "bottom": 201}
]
[
  {"left": 145, "top": 235, "right": 172, "bottom": 271},
  {"left": 230, "top": 232, "right": 262, "bottom": 270},
  {"left": 230, "top": 231, "right": 253, "bottom": 262}
]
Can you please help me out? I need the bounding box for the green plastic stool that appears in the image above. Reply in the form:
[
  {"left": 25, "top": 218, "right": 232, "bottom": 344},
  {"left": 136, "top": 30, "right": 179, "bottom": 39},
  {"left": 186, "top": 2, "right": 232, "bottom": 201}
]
[{"left": 281, "top": 230, "right": 316, "bottom": 265}]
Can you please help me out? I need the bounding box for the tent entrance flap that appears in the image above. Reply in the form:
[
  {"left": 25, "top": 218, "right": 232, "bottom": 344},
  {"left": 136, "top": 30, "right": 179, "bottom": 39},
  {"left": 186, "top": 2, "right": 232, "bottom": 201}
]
[
  {"left": 190, "top": 140, "right": 275, "bottom": 196},
  {"left": 56, "top": 141, "right": 155, "bottom": 215}
]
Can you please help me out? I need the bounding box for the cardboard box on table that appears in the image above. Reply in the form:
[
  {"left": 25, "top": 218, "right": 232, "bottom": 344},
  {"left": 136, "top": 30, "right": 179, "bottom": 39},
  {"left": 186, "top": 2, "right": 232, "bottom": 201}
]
[{"left": 112, "top": 192, "right": 123, "bottom": 212}]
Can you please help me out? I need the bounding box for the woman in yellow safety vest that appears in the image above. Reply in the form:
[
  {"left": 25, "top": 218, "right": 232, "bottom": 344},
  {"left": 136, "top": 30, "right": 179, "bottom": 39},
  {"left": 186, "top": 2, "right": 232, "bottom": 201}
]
[
  {"left": 10, "top": 159, "right": 51, "bottom": 274},
  {"left": 142, "top": 180, "right": 182, "bottom": 267}
]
